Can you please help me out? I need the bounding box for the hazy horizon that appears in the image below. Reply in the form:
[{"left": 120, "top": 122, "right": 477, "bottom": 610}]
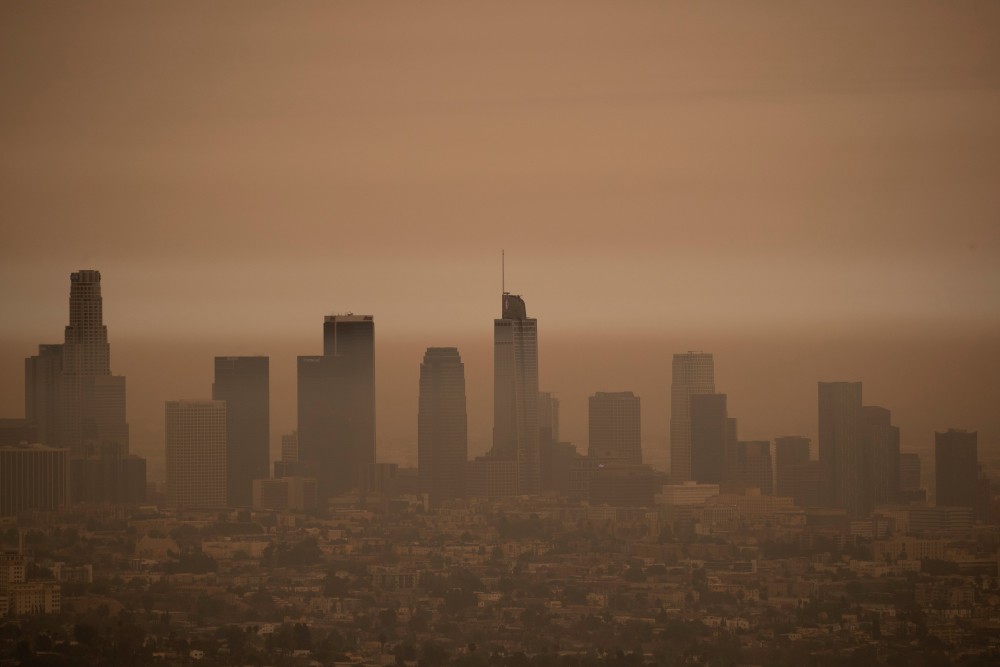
[{"left": 2, "top": 1, "right": 999, "bottom": 483}]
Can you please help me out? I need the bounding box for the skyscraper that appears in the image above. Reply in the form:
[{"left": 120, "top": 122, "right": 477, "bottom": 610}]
[
  {"left": 538, "top": 392, "right": 560, "bottom": 445},
  {"left": 899, "top": 452, "right": 921, "bottom": 492},
  {"left": 935, "top": 429, "right": 978, "bottom": 509},
  {"left": 56, "top": 270, "right": 128, "bottom": 457},
  {"left": 417, "top": 347, "right": 468, "bottom": 506},
  {"left": 165, "top": 400, "right": 227, "bottom": 510},
  {"left": 861, "top": 406, "right": 900, "bottom": 510},
  {"left": 723, "top": 440, "right": 774, "bottom": 495},
  {"left": 690, "top": 393, "right": 728, "bottom": 483},
  {"left": 670, "top": 352, "right": 715, "bottom": 483},
  {"left": 24, "top": 344, "right": 63, "bottom": 446},
  {"left": 588, "top": 391, "right": 642, "bottom": 465},
  {"left": 818, "top": 381, "right": 865, "bottom": 517},
  {"left": 774, "top": 435, "right": 810, "bottom": 496},
  {"left": 213, "top": 356, "right": 270, "bottom": 507},
  {"left": 492, "top": 293, "right": 540, "bottom": 495},
  {"left": 297, "top": 315, "right": 375, "bottom": 500}
]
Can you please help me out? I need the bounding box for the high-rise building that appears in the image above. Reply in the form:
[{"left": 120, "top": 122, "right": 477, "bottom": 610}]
[
  {"left": 690, "top": 393, "right": 728, "bottom": 483},
  {"left": 0, "top": 444, "right": 69, "bottom": 516},
  {"left": 670, "top": 352, "right": 715, "bottom": 483},
  {"left": 862, "top": 406, "right": 900, "bottom": 510},
  {"left": 538, "top": 392, "right": 560, "bottom": 445},
  {"left": 24, "top": 344, "right": 62, "bottom": 446},
  {"left": 588, "top": 391, "right": 642, "bottom": 464},
  {"left": 899, "top": 452, "right": 921, "bottom": 492},
  {"left": 818, "top": 381, "right": 865, "bottom": 517},
  {"left": 165, "top": 400, "right": 227, "bottom": 510},
  {"left": 213, "top": 356, "right": 270, "bottom": 507},
  {"left": 723, "top": 440, "right": 773, "bottom": 495},
  {"left": 774, "top": 435, "right": 810, "bottom": 496},
  {"left": 56, "top": 270, "right": 128, "bottom": 456},
  {"left": 297, "top": 315, "right": 375, "bottom": 500},
  {"left": 492, "top": 294, "right": 540, "bottom": 495},
  {"left": 935, "top": 429, "right": 978, "bottom": 509},
  {"left": 26, "top": 271, "right": 144, "bottom": 505},
  {"left": 417, "top": 347, "right": 468, "bottom": 506}
]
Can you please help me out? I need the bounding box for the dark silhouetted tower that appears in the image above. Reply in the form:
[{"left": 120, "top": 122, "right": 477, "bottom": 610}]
[
  {"left": 418, "top": 348, "right": 468, "bottom": 506},
  {"left": 24, "top": 344, "right": 63, "bottom": 446},
  {"left": 213, "top": 356, "right": 270, "bottom": 507},
  {"left": 862, "top": 405, "right": 900, "bottom": 510},
  {"left": 588, "top": 391, "right": 642, "bottom": 464},
  {"left": 819, "top": 381, "right": 865, "bottom": 517},
  {"left": 935, "top": 429, "right": 978, "bottom": 509},
  {"left": 899, "top": 452, "right": 921, "bottom": 492},
  {"left": 492, "top": 294, "right": 540, "bottom": 495},
  {"left": 298, "top": 315, "right": 375, "bottom": 500},
  {"left": 670, "top": 352, "right": 715, "bottom": 483},
  {"left": 690, "top": 393, "right": 728, "bottom": 483}
]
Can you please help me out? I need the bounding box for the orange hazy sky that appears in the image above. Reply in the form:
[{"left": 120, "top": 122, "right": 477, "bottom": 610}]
[{"left": 1, "top": 2, "right": 998, "bottom": 480}]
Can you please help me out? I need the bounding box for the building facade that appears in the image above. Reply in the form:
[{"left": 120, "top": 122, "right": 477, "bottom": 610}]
[
  {"left": 588, "top": 391, "right": 642, "bottom": 464},
  {"left": 213, "top": 356, "right": 270, "bottom": 507},
  {"left": 297, "top": 314, "right": 375, "bottom": 500},
  {"left": 935, "top": 429, "right": 978, "bottom": 510},
  {"left": 165, "top": 400, "right": 227, "bottom": 509},
  {"left": 491, "top": 294, "right": 540, "bottom": 495},
  {"left": 819, "top": 381, "right": 865, "bottom": 517},
  {"left": 0, "top": 444, "right": 69, "bottom": 516},
  {"left": 690, "top": 393, "right": 728, "bottom": 483},
  {"left": 670, "top": 352, "right": 715, "bottom": 483},
  {"left": 417, "top": 347, "right": 468, "bottom": 506}
]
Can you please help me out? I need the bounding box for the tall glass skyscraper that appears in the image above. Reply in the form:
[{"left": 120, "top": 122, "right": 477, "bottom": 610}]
[
  {"left": 670, "top": 352, "right": 715, "bottom": 483},
  {"left": 818, "top": 381, "right": 864, "bottom": 517},
  {"left": 588, "top": 391, "right": 642, "bottom": 465},
  {"left": 491, "top": 293, "right": 540, "bottom": 495},
  {"left": 418, "top": 347, "right": 468, "bottom": 506}
]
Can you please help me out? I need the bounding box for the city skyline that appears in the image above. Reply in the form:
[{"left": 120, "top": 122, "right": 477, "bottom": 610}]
[
  {"left": 0, "top": 1, "right": 997, "bottom": 485},
  {"left": 1, "top": 3, "right": 998, "bottom": 662},
  {"left": 1, "top": 268, "right": 997, "bottom": 487}
]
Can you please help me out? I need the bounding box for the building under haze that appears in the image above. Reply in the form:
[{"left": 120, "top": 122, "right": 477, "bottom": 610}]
[
  {"left": 0, "top": 443, "right": 69, "bottom": 516},
  {"left": 23, "top": 270, "right": 145, "bottom": 506},
  {"left": 670, "top": 352, "right": 715, "bottom": 483},
  {"left": 417, "top": 347, "right": 468, "bottom": 506},
  {"left": 935, "top": 429, "right": 978, "bottom": 510},
  {"left": 297, "top": 315, "right": 375, "bottom": 500},
  {"left": 818, "top": 381, "right": 866, "bottom": 517},
  {"left": 213, "top": 356, "right": 270, "bottom": 507},
  {"left": 862, "top": 405, "right": 900, "bottom": 510},
  {"left": 165, "top": 400, "right": 227, "bottom": 510},
  {"left": 723, "top": 440, "right": 773, "bottom": 495},
  {"left": 588, "top": 391, "right": 642, "bottom": 464},
  {"left": 774, "top": 435, "right": 810, "bottom": 497},
  {"left": 690, "top": 393, "right": 728, "bottom": 484},
  {"left": 899, "top": 452, "right": 922, "bottom": 496},
  {"left": 491, "top": 294, "right": 540, "bottom": 495}
]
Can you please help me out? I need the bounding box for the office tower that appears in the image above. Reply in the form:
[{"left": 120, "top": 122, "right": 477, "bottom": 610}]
[
  {"left": 56, "top": 270, "right": 129, "bottom": 456},
  {"left": 589, "top": 462, "right": 659, "bottom": 507},
  {"left": 69, "top": 443, "right": 145, "bottom": 505},
  {"left": 538, "top": 392, "right": 560, "bottom": 444},
  {"left": 670, "top": 352, "right": 715, "bottom": 483},
  {"left": 862, "top": 406, "right": 900, "bottom": 510},
  {"left": 818, "top": 381, "right": 865, "bottom": 517},
  {"left": 935, "top": 429, "right": 978, "bottom": 509},
  {"left": 492, "top": 293, "right": 540, "bottom": 495},
  {"left": 0, "top": 444, "right": 69, "bottom": 516},
  {"left": 213, "top": 356, "right": 270, "bottom": 507},
  {"left": 281, "top": 431, "right": 299, "bottom": 463},
  {"left": 723, "top": 440, "right": 773, "bottom": 495},
  {"left": 417, "top": 347, "right": 468, "bottom": 506},
  {"left": 298, "top": 315, "right": 375, "bottom": 500},
  {"left": 165, "top": 400, "right": 227, "bottom": 510},
  {"left": 252, "top": 477, "right": 318, "bottom": 511},
  {"left": 588, "top": 391, "right": 642, "bottom": 464},
  {"left": 690, "top": 393, "right": 728, "bottom": 483},
  {"left": 24, "top": 344, "right": 62, "bottom": 446},
  {"left": 899, "top": 453, "right": 921, "bottom": 492},
  {"left": 774, "top": 435, "right": 810, "bottom": 496}
]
